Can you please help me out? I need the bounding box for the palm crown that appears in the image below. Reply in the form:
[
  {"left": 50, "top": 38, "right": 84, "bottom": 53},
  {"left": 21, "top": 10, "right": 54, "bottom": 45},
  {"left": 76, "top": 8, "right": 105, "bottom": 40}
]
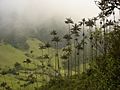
[{"left": 65, "top": 18, "right": 74, "bottom": 24}]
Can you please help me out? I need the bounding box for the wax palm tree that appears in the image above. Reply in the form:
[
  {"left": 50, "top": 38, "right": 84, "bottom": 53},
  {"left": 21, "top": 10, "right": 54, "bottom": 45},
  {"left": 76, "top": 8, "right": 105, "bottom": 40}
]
[
  {"left": 23, "top": 58, "right": 32, "bottom": 79},
  {"left": 85, "top": 19, "right": 95, "bottom": 61},
  {"left": 93, "top": 21, "right": 105, "bottom": 55},
  {"left": 24, "top": 50, "right": 38, "bottom": 89},
  {"left": 104, "top": 19, "right": 110, "bottom": 53},
  {"left": 64, "top": 18, "right": 74, "bottom": 76},
  {"left": 71, "top": 23, "right": 81, "bottom": 75},
  {"left": 62, "top": 46, "right": 72, "bottom": 77},
  {"left": 113, "top": 11, "right": 116, "bottom": 23},
  {"left": 95, "top": 0, "right": 110, "bottom": 17},
  {"left": 63, "top": 34, "right": 72, "bottom": 45},
  {"left": 106, "top": 20, "right": 114, "bottom": 32},
  {"left": 39, "top": 44, "right": 46, "bottom": 83},
  {"left": 39, "top": 44, "right": 46, "bottom": 65},
  {"left": 61, "top": 53, "right": 69, "bottom": 77},
  {"left": 63, "top": 34, "right": 72, "bottom": 76},
  {"left": 44, "top": 42, "right": 51, "bottom": 70},
  {"left": 96, "top": 0, "right": 116, "bottom": 56},
  {"left": 65, "top": 18, "right": 74, "bottom": 34},
  {"left": 52, "top": 36, "right": 61, "bottom": 75},
  {"left": 98, "top": 12, "right": 107, "bottom": 56},
  {"left": 50, "top": 30, "right": 57, "bottom": 36},
  {"left": 104, "top": 19, "right": 115, "bottom": 54},
  {"left": 93, "top": 17, "right": 98, "bottom": 58},
  {"left": 102, "top": 18, "right": 107, "bottom": 56},
  {"left": 79, "top": 18, "right": 86, "bottom": 72},
  {"left": 95, "top": 0, "right": 120, "bottom": 16},
  {"left": 75, "top": 42, "right": 83, "bottom": 75},
  {"left": 50, "top": 30, "right": 58, "bottom": 76},
  {"left": 43, "top": 54, "right": 50, "bottom": 67},
  {"left": 45, "top": 42, "right": 51, "bottom": 54}
]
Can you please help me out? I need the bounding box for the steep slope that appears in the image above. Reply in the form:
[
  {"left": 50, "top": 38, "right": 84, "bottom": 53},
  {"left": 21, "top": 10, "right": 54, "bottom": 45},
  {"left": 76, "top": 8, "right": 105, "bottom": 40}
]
[
  {"left": 0, "top": 38, "right": 55, "bottom": 68},
  {"left": 0, "top": 43, "right": 26, "bottom": 67}
]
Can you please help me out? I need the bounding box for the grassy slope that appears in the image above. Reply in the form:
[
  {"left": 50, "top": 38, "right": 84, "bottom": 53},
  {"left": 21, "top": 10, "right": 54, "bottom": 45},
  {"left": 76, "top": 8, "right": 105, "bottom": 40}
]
[
  {"left": 0, "top": 38, "right": 51, "bottom": 67},
  {"left": 0, "top": 43, "right": 26, "bottom": 67},
  {"left": 0, "top": 38, "right": 50, "bottom": 90}
]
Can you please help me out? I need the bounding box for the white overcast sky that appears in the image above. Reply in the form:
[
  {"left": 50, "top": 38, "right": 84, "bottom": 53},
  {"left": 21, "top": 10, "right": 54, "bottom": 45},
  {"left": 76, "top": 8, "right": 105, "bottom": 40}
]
[{"left": 0, "top": 0, "right": 101, "bottom": 24}]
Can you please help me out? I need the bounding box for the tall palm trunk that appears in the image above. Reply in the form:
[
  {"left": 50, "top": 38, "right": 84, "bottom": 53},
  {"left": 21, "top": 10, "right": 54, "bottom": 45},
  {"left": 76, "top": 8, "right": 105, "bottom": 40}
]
[
  {"left": 56, "top": 42, "right": 60, "bottom": 74},
  {"left": 89, "top": 26, "right": 94, "bottom": 61},
  {"left": 82, "top": 23, "right": 85, "bottom": 72},
  {"left": 68, "top": 56, "right": 70, "bottom": 77},
  {"left": 68, "top": 24, "right": 72, "bottom": 76},
  {"left": 47, "top": 47, "right": 51, "bottom": 78},
  {"left": 103, "top": 18, "right": 107, "bottom": 56},
  {"left": 54, "top": 42, "right": 57, "bottom": 77},
  {"left": 65, "top": 18, "right": 74, "bottom": 77},
  {"left": 41, "top": 48, "right": 45, "bottom": 83},
  {"left": 68, "top": 24, "right": 71, "bottom": 34},
  {"left": 74, "top": 37, "right": 77, "bottom": 75},
  {"left": 94, "top": 21, "right": 98, "bottom": 59},
  {"left": 41, "top": 48, "right": 44, "bottom": 70},
  {"left": 77, "top": 49, "right": 80, "bottom": 75}
]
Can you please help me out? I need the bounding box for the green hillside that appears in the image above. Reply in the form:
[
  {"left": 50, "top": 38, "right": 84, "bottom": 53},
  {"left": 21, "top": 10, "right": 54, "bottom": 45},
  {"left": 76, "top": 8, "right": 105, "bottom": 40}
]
[
  {"left": 0, "top": 43, "right": 26, "bottom": 67},
  {"left": 0, "top": 38, "right": 51, "bottom": 67},
  {"left": 0, "top": 38, "right": 55, "bottom": 90}
]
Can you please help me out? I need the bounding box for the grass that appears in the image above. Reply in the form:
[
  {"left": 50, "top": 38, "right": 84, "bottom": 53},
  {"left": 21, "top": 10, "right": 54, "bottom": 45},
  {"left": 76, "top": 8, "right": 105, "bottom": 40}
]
[
  {"left": 0, "top": 43, "right": 26, "bottom": 67},
  {"left": 0, "top": 38, "right": 54, "bottom": 67}
]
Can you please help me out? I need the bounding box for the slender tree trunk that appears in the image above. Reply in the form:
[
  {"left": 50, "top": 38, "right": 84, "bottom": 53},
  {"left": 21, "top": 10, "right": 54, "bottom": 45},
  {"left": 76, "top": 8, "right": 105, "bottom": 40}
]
[
  {"left": 83, "top": 23, "right": 85, "bottom": 73},
  {"left": 74, "top": 37, "right": 77, "bottom": 75},
  {"left": 103, "top": 18, "right": 107, "bottom": 56},
  {"left": 68, "top": 24, "right": 71, "bottom": 35},
  {"left": 119, "top": 10, "right": 120, "bottom": 19},
  {"left": 70, "top": 54, "right": 72, "bottom": 76},
  {"left": 90, "top": 26, "right": 94, "bottom": 62},
  {"left": 68, "top": 24, "right": 72, "bottom": 76},
  {"left": 77, "top": 50, "right": 80, "bottom": 75},
  {"left": 68, "top": 57, "right": 70, "bottom": 78},
  {"left": 47, "top": 48, "right": 51, "bottom": 80},
  {"left": 54, "top": 42, "right": 57, "bottom": 77},
  {"left": 63, "top": 59, "right": 66, "bottom": 77},
  {"left": 95, "top": 22, "right": 98, "bottom": 59},
  {"left": 56, "top": 42, "right": 60, "bottom": 75},
  {"left": 41, "top": 48, "right": 45, "bottom": 83}
]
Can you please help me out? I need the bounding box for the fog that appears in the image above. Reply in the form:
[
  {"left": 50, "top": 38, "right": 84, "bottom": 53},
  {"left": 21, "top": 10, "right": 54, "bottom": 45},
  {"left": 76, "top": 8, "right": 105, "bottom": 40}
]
[{"left": 0, "top": 0, "right": 100, "bottom": 30}]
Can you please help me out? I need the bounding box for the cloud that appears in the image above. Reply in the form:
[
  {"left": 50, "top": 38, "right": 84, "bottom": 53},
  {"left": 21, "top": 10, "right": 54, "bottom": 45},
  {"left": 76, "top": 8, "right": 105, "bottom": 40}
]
[{"left": 0, "top": 0, "right": 100, "bottom": 32}]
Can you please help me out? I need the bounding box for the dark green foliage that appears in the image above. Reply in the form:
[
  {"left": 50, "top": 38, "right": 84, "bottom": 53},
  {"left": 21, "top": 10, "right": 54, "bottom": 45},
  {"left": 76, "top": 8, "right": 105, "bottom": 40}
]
[{"left": 40, "top": 55, "right": 120, "bottom": 90}]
